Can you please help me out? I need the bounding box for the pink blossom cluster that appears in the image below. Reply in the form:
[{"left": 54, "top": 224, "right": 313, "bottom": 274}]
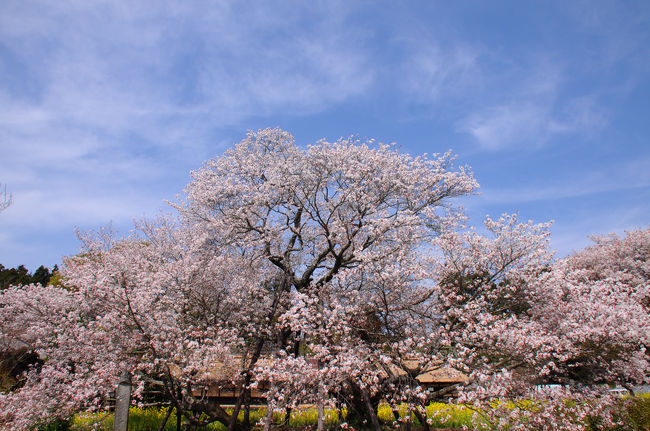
[{"left": 0, "top": 129, "right": 647, "bottom": 430}]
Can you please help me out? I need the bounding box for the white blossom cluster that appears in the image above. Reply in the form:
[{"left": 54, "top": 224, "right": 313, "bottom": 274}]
[{"left": 0, "top": 129, "right": 647, "bottom": 430}]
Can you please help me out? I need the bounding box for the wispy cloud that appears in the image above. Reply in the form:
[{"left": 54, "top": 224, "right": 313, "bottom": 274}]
[
  {"left": 0, "top": 1, "right": 378, "bottom": 267},
  {"left": 549, "top": 196, "right": 650, "bottom": 256},
  {"left": 480, "top": 156, "right": 650, "bottom": 204},
  {"left": 0, "top": 0, "right": 374, "bottom": 224},
  {"left": 0, "top": 1, "right": 374, "bottom": 136},
  {"left": 459, "top": 103, "right": 548, "bottom": 151},
  {"left": 400, "top": 42, "right": 481, "bottom": 102},
  {"left": 1, "top": 1, "right": 648, "bottom": 271},
  {"left": 455, "top": 60, "right": 609, "bottom": 150}
]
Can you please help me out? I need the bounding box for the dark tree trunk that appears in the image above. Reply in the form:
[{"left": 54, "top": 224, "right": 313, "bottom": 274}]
[
  {"left": 360, "top": 386, "right": 382, "bottom": 431},
  {"left": 389, "top": 402, "right": 401, "bottom": 422},
  {"left": 413, "top": 407, "right": 429, "bottom": 431},
  {"left": 284, "top": 406, "right": 292, "bottom": 428},
  {"left": 227, "top": 338, "right": 265, "bottom": 431},
  {"left": 335, "top": 398, "right": 344, "bottom": 423},
  {"left": 156, "top": 406, "right": 174, "bottom": 431},
  {"left": 344, "top": 384, "right": 366, "bottom": 425},
  {"left": 242, "top": 387, "right": 251, "bottom": 430}
]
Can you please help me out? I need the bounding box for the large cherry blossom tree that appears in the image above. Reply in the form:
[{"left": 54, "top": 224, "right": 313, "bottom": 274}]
[
  {"left": 0, "top": 129, "right": 647, "bottom": 431},
  {"left": 0, "top": 128, "right": 477, "bottom": 430},
  {"left": 175, "top": 128, "right": 479, "bottom": 428}
]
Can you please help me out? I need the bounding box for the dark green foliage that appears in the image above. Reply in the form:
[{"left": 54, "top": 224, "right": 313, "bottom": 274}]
[
  {"left": 0, "top": 264, "right": 32, "bottom": 289},
  {"left": 34, "top": 418, "right": 71, "bottom": 431},
  {"left": 32, "top": 265, "right": 52, "bottom": 286},
  {"left": 0, "top": 346, "right": 43, "bottom": 391},
  {"left": 0, "top": 263, "right": 56, "bottom": 289}
]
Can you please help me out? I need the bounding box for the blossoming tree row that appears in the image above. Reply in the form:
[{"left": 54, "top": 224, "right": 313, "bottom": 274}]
[{"left": 0, "top": 129, "right": 647, "bottom": 431}]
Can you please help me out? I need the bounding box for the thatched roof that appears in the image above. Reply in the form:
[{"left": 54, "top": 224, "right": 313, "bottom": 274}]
[{"left": 193, "top": 356, "right": 468, "bottom": 387}]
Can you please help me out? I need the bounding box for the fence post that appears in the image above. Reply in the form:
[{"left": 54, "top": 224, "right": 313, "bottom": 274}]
[
  {"left": 316, "top": 360, "right": 325, "bottom": 431},
  {"left": 113, "top": 371, "right": 131, "bottom": 431},
  {"left": 317, "top": 380, "right": 326, "bottom": 431}
]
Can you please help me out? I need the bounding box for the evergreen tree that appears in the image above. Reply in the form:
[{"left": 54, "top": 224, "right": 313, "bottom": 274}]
[
  {"left": 0, "top": 264, "right": 55, "bottom": 290},
  {"left": 31, "top": 266, "right": 51, "bottom": 286}
]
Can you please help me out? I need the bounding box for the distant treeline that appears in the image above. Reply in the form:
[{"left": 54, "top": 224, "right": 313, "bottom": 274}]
[{"left": 0, "top": 264, "right": 59, "bottom": 290}]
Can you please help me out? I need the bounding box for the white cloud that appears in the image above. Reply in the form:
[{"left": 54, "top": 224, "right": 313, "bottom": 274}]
[
  {"left": 455, "top": 60, "right": 608, "bottom": 150},
  {"left": 1, "top": 0, "right": 375, "bottom": 128},
  {"left": 1, "top": 0, "right": 647, "bottom": 271},
  {"left": 459, "top": 103, "right": 548, "bottom": 151},
  {"left": 401, "top": 42, "right": 481, "bottom": 102},
  {"left": 0, "top": 0, "right": 375, "bottom": 238}
]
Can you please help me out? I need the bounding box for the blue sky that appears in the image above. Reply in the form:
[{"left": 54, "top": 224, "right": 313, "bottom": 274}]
[{"left": 1, "top": 1, "right": 649, "bottom": 271}]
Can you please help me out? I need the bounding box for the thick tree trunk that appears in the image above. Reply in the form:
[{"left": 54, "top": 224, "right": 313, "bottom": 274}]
[
  {"left": 413, "top": 407, "right": 429, "bottom": 431},
  {"left": 360, "top": 386, "right": 382, "bottom": 431},
  {"left": 227, "top": 338, "right": 265, "bottom": 431},
  {"left": 344, "top": 384, "right": 366, "bottom": 425},
  {"left": 389, "top": 401, "right": 401, "bottom": 423},
  {"left": 284, "top": 406, "right": 292, "bottom": 428},
  {"left": 242, "top": 388, "right": 251, "bottom": 430}
]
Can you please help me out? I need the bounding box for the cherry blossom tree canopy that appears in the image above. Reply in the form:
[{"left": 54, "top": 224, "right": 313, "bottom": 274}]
[{"left": 0, "top": 129, "right": 647, "bottom": 431}]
